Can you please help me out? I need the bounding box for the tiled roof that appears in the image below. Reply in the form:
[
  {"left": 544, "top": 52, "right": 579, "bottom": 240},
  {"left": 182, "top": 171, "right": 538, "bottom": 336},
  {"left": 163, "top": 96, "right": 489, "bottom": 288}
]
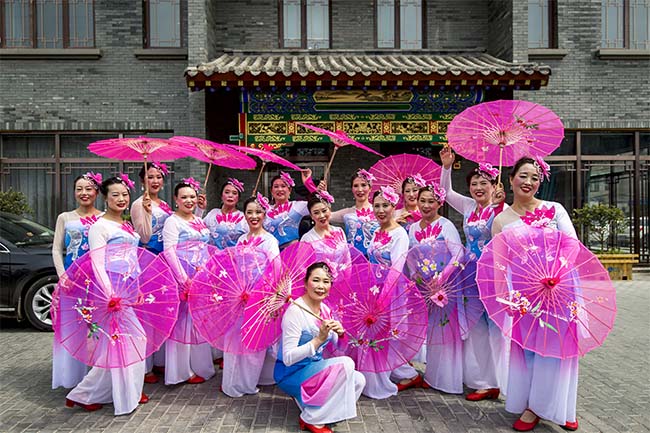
[{"left": 185, "top": 50, "right": 550, "bottom": 84}]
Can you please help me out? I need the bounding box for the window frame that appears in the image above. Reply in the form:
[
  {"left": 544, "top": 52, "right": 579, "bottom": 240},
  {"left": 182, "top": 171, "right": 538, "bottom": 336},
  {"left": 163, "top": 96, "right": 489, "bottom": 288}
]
[
  {"left": 602, "top": 0, "right": 650, "bottom": 49},
  {"left": 527, "top": 0, "right": 558, "bottom": 49},
  {"left": 278, "top": 0, "right": 332, "bottom": 49},
  {"left": 374, "top": 0, "right": 426, "bottom": 49},
  {"left": 0, "top": 0, "right": 96, "bottom": 49},
  {"left": 143, "top": 0, "right": 185, "bottom": 49}
]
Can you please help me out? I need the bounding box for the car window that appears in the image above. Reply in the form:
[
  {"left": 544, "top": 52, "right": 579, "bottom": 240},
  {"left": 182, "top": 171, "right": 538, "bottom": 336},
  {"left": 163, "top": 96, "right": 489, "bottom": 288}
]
[{"left": 0, "top": 215, "right": 54, "bottom": 246}]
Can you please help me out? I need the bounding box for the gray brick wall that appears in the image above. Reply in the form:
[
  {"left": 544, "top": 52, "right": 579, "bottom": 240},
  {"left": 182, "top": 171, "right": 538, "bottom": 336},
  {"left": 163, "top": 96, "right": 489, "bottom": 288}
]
[
  {"left": 487, "top": 0, "right": 513, "bottom": 60},
  {"left": 426, "top": 0, "right": 488, "bottom": 51},
  {"left": 513, "top": 0, "right": 650, "bottom": 129}
]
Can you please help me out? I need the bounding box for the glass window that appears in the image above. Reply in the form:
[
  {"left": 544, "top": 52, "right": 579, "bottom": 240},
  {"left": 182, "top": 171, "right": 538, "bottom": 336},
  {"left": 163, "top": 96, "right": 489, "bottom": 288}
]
[
  {"left": 601, "top": 0, "right": 649, "bottom": 49},
  {"left": 1, "top": 135, "right": 55, "bottom": 158},
  {"left": 0, "top": 0, "right": 94, "bottom": 48},
  {"left": 602, "top": 0, "right": 625, "bottom": 48},
  {"left": 306, "top": 0, "right": 329, "bottom": 49},
  {"left": 581, "top": 132, "right": 634, "bottom": 155},
  {"left": 528, "top": 0, "right": 550, "bottom": 48},
  {"left": 282, "top": 0, "right": 329, "bottom": 49},
  {"left": 283, "top": 0, "right": 302, "bottom": 48},
  {"left": 631, "top": 0, "right": 650, "bottom": 49},
  {"left": 377, "top": 0, "right": 395, "bottom": 48},
  {"left": 552, "top": 131, "right": 576, "bottom": 155},
  {"left": 146, "top": 0, "right": 182, "bottom": 48},
  {"left": 641, "top": 132, "right": 650, "bottom": 155},
  {"left": 400, "top": 0, "right": 422, "bottom": 49}
]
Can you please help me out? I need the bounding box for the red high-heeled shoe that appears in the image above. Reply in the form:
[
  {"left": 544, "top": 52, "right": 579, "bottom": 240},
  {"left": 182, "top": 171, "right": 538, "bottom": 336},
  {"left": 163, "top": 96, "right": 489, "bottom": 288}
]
[
  {"left": 65, "top": 399, "right": 103, "bottom": 412},
  {"left": 396, "top": 374, "right": 423, "bottom": 391},
  {"left": 562, "top": 420, "right": 579, "bottom": 431},
  {"left": 186, "top": 375, "right": 205, "bottom": 384},
  {"left": 139, "top": 392, "right": 149, "bottom": 404},
  {"left": 512, "top": 410, "right": 540, "bottom": 432},
  {"left": 465, "top": 388, "right": 500, "bottom": 401},
  {"left": 299, "top": 418, "right": 333, "bottom": 433},
  {"left": 144, "top": 372, "right": 159, "bottom": 384}
]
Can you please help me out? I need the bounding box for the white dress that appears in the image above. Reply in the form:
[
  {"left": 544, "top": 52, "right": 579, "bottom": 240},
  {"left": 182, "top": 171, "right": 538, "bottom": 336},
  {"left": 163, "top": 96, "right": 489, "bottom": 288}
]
[
  {"left": 162, "top": 214, "right": 215, "bottom": 385},
  {"left": 493, "top": 201, "right": 579, "bottom": 425},
  {"left": 275, "top": 298, "right": 365, "bottom": 425},
  {"left": 65, "top": 218, "right": 145, "bottom": 416},
  {"left": 439, "top": 166, "right": 509, "bottom": 392},
  {"left": 220, "top": 231, "right": 280, "bottom": 397}
]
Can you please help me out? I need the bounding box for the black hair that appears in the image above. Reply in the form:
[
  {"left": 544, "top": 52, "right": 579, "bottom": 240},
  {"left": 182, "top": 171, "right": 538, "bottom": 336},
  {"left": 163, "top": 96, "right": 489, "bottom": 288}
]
[
  {"left": 350, "top": 172, "right": 370, "bottom": 187},
  {"left": 509, "top": 157, "right": 537, "bottom": 179},
  {"left": 138, "top": 163, "right": 166, "bottom": 181},
  {"left": 304, "top": 261, "right": 333, "bottom": 282},
  {"left": 99, "top": 177, "right": 127, "bottom": 196},
  {"left": 466, "top": 168, "right": 498, "bottom": 187},
  {"left": 74, "top": 174, "right": 100, "bottom": 190},
  {"left": 401, "top": 177, "right": 417, "bottom": 193},
  {"left": 174, "top": 182, "right": 198, "bottom": 197},
  {"left": 221, "top": 181, "right": 241, "bottom": 197},
  {"left": 417, "top": 185, "right": 443, "bottom": 202},
  {"left": 372, "top": 190, "right": 382, "bottom": 202},
  {"left": 243, "top": 196, "right": 264, "bottom": 212},
  {"left": 307, "top": 193, "right": 331, "bottom": 212}
]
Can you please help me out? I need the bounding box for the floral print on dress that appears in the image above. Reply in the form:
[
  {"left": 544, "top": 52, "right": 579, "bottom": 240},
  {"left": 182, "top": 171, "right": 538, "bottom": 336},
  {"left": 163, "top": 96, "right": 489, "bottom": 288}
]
[
  {"left": 520, "top": 205, "right": 556, "bottom": 228},
  {"left": 343, "top": 208, "right": 379, "bottom": 256},
  {"left": 414, "top": 222, "right": 442, "bottom": 243}
]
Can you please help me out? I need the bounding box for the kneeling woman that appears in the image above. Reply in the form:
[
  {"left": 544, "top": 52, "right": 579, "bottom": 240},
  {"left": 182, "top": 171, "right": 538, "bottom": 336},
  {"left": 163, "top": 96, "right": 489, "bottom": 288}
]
[{"left": 275, "top": 262, "right": 365, "bottom": 433}]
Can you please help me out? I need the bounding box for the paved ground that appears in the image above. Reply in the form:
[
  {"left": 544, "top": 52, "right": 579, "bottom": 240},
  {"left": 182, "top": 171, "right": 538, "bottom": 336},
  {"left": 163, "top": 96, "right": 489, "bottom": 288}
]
[{"left": 1, "top": 274, "right": 648, "bottom": 433}]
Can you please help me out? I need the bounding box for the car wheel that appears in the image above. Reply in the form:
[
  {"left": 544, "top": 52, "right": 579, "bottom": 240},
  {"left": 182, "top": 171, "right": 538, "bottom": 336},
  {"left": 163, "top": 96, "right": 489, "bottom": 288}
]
[{"left": 24, "top": 275, "right": 57, "bottom": 331}]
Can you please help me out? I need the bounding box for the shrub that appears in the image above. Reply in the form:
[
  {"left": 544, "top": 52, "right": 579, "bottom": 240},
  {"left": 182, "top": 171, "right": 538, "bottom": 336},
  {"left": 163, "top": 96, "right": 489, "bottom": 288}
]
[
  {"left": 573, "top": 203, "right": 625, "bottom": 252},
  {"left": 0, "top": 189, "right": 33, "bottom": 215}
]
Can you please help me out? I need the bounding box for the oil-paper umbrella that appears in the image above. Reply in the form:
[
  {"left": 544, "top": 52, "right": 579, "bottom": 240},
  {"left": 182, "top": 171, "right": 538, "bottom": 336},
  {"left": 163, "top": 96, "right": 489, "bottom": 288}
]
[
  {"left": 446, "top": 99, "right": 564, "bottom": 185},
  {"left": 405, "top": 241, "right": 484, "bottom": 345},
  {"left": 241, "top": 242, "right": 316, "bottom": 352},
  {"left": 87, "top": 136, "right": 188, "bottom": 193},
  {"left": 53, "top": 243, "right": 179, "bottom": 368},
  {"left": 162, "top": 240, "right": 216, "bottom": 344},
  {"left": 476, "top": 224, "right": 616, "bottom": 359},
  {"left": 189, "top": 245, "right": 270, "bottom": 354},
  {"left": 297, "top": 123, "right": 384, "bottom": 180},
  {"left": 327, "top": 262, "right": 428, "bottom": 373},
  {"left": 229, "top": 144, "right": 303, "bottom": 195},
  {"left": 368, "top": 153, "right": 442, "bottom": 203},
  {"left": 169, "top": 136, "right": 257, "bottom": 190}
]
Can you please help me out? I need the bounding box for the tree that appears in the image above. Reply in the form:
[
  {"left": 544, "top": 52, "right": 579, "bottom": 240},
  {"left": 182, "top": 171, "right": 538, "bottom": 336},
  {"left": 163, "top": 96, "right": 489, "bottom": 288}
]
[
  {"left": 572, "top": 203, "right": 626, "bottom": 252},
  {"left": 0, "top": 189, "right": 33, "bottom": 215}
]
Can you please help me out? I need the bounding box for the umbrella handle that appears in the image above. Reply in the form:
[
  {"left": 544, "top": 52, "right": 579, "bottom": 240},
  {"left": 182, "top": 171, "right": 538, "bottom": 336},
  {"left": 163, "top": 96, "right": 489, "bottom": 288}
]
[
  {"left": 323, "top": 146, "right": 338, "bottom": 181},
  {"left": 203, "top": 164, "right": 212, "bottom": 191},
  {"left": 288, "top": 298, "right": 348, "bottom": 338},
  {"left": 143, "top": 157, "right": 149, "bottom": 195},
  {"left": 252, "top": 161, "right": 267, "bottom": 196},
  {"left": 497, "top": 144, "right": 504, "bottom": 187}
]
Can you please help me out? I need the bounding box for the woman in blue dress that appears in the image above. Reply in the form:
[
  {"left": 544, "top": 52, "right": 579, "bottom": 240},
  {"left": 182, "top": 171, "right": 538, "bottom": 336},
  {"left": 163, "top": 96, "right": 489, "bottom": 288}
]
[
  {"left": 330, "top": 169, "right": 379, "bottom": 257},
  {"left": 162, "top": 178, "right": 215, "bottom": 386},
  {"left": 203, "top": 178, "right": 248, "bottom": 250},
  {"left": 52, "top": 172, "right": 103, "bottom": 389},
  {"left": 439, "top": 147, "right": 508, "bottom": 401},
  {"left": 275, "top": 262, "right": 365, "bottom": 433}
]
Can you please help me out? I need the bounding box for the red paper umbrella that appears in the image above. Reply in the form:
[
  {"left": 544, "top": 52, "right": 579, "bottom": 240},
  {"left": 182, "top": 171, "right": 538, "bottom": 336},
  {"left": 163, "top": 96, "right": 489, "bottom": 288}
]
[
  {"left": 476, "top": 225, "right": 616, "bottom": 359},
  {"left": 53, "top": 244, "right": 179, "bottom": 368},
  {"left": 368, "top": 153, "right": 442, "bottom": 200},
  {"left": 161, "top": 241, "right": 217, "bottom": 344},
  {"left": 240, "top": 242, "right": 317, "bottom": 352},
  {"left": 297, "top": 123, "right": 384, "bottom": 179},
  {"left": 405, "top": 241, "right": 484, "bottom": 345},
  {"left": 446, "top": 100, "right": 564, "bottom": 184},
  {"left": 327, "top": 262, "right": 428, "bottom": 373},
  {"left": 189, "top": 245, "right": 270, "bottom": 354},
  {"left": 170, "top": 136, "right": 257, "bottom": 190},
  {"left": 228, "top": 144, "right": 303, "bottom": 194}
]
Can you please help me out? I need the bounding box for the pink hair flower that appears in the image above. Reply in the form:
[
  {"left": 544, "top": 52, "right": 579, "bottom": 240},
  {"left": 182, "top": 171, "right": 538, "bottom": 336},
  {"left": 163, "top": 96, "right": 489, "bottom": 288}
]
[
  {"left": 316, "top": 190, "right": 335, "bottom": 204},
  {"left": 357, "top": 169, "right": 376, "bottom": 184},
  {"left": 533, "top": 155, "right": 551, "bottom": 182},
  {"left": 477, "top": 162, "right": 499, "bottom": 181},
  {"left": 279, "top": 171, "right": 295, "bottom": 187},
  {"left": 411, "top": 173, "right": 427, "bottom": 188},
  {"left": 255, "top": 192, "right": 270, "bottom": 212},
  {"left": 118, "top": 173, "right": 135, "bottom": 190},
  {"left": 227, "top": 177, "right": 245, "bottom": 193},
  {"left": 182, "top": 177, "right": 201, "bottom": 193},
  {"left": 150, "top": 162, "right": 169, "bottom": 176},
  {"left": 379, "top": 186, "right": 400, "bottom": 206},
  {"left": 432, "top": 183, "right": 446, "bottom": 204},
  {"left": 82, "top": 172, "right": 103, "bottom": 189}
]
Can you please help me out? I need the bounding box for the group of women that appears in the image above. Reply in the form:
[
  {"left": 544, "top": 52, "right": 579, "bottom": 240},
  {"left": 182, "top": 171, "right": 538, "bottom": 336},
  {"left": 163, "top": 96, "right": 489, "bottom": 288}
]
[{"left": 52, "top": 150, "right": 580, "bottom": 433}]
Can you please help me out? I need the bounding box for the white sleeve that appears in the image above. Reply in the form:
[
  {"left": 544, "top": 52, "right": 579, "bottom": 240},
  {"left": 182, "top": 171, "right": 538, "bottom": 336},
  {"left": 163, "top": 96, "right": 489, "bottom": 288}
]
[
  {"left": 295, "top": 201, "right": 309, "bottom": 217},
  {"left": 130, "top": 197, "right": 152, "bottom": 243},
  {"left": 330, "top": 206, "right": 353, "bottom": 224},
  {"left": 162, "top": 216, "right": 180, "bottom": 251},
  {"left": 281, "top": 306, "right": 315, "bottom": 366},
  {"left": 87, "top": 222, "right": 112, "bottom": 293},
  {"left": 554, "top": 203, "right": 578, "bottom": 239},
  {"left": 441, "top": 218, "right": 462, "bottom": 245},
  {"left": 203, "top": 209, "right": 217, "bottom": 229},
  {"left": 390, "top": 229, "right": 409, "bottom": 273},
  {"left": 440, "top": 167, "right": 476, "bottom": 215},
  {"left": 162, "top": 216, "right": 189, "bottom": 283},
  {"left": 52, "top": 213, "right": 67, "bottom": 277}
]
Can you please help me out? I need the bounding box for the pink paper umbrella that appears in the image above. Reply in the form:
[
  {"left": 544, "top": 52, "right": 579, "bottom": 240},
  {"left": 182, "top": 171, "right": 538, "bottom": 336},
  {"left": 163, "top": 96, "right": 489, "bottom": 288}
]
[
  {"left": 327, "top": 262, "right": 427, "bottom": 373},
  {"left": 162, "top": 241, "right": 217, "bottom": 344},
  {"left": 297, "top": 123, "right": 384, "bottom": 179},
  {"left": 189, "top": 245, "right": 271, "bottom": 354},
  {"left": 53, "top": 243, "right": 179, "bottom": 368},
  {"left": 405, "top": 241, "right": 484, "bottom": 345},
  {"left": 229, "top": 144, "right": 303, "bottom": 195},
  {"left": 88, "top": 136, "right": 189, "bottom": 193},
  {"left": 368, "top": 153, "right": 442, "bottom": 205},
  {"left": 241, "top": 242, "right": 317, "bottom": 352},
  {"left": 170, "top": 136, "right": 257, "bottom": 190},
  {"left": 446, "top": 99, "right": 564, "bottom": 185},
  {"left": 476, "top": 224, "right": 616, "bottom": 359}
]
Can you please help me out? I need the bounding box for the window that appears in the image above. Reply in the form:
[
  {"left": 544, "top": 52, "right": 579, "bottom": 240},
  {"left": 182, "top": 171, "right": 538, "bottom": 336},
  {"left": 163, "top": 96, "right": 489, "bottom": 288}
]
[
  {"left": 528, "top": 0, "right": 557, "bottom": 48},
  {"left": 280, "top": 0, "right": 330, "bottom": 49},
  {"left": 144, "top": 0, "right": 183, "bottom": 48},
  {"left": 376, "top": 0, "right": 423, "bottom": 49},
  {"left": 0, "top": 0, "right": 94, "bottom": 48},
  {"left": 602, "top": 0, "right": 650, "bottom": 49}
]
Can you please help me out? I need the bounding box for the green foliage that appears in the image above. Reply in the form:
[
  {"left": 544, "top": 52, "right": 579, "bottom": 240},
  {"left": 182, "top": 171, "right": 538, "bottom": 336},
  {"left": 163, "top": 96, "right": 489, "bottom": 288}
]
[
  {"left": 0, "top": 189, "right": 33, "bottom": 215},
  {"left": 573, "top": 203, "right": 626, "bottom": 252}
]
